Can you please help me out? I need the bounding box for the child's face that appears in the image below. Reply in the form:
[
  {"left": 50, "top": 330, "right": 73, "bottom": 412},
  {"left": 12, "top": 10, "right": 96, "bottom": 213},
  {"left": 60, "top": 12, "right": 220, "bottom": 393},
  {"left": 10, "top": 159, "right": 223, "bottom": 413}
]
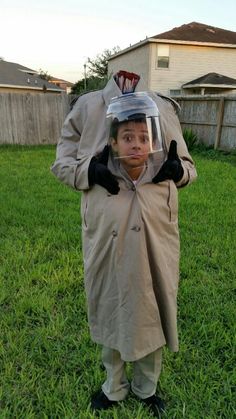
[{"left": 111, "top": 120, "right": 150, "bottom": 178}]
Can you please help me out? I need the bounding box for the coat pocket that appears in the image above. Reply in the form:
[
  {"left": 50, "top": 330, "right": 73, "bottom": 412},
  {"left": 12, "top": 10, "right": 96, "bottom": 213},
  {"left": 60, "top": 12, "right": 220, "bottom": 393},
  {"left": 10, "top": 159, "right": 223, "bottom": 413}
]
[
  {"left": 81, "top": 186, "right": 109, "bottom": 233},
  {"left": 167, "top": 181, "right": 178, "bottom": 223}
]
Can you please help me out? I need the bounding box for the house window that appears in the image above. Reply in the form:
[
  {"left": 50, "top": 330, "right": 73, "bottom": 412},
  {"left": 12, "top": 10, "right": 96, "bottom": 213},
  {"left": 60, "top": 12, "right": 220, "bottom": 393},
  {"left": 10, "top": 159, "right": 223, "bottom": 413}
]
[
  {"left": 156, "top": 45, "right": 169, "bottom": 68},
  {"left": 170, "top": 89, "right": 181, "bottom": 96}
]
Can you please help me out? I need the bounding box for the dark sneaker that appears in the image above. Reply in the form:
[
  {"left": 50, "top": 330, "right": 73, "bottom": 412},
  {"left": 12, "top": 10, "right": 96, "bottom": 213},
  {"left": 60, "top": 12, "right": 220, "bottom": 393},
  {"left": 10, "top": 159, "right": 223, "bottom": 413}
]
[
  {"left": 142, "top": 394, "right": 165, "bottom": 417},
  {"left": 91, "top": 390, "right": 118, "bottom": 411}
]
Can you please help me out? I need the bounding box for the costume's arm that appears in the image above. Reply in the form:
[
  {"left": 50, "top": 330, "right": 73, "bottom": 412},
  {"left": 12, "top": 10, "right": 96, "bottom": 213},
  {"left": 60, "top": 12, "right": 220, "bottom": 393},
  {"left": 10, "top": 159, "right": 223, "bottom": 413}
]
[
  {"left": 166, "top": 107, "right": 197, "bottom": 187},
  {"left": 51, "top": 98, "right": 91, "bottom": 191},
  {"left": 51, "top": 94, "right": 119, "bottom": 194},
  {"left": 156, "top": 97, "right": 197, "bottom": 187}
]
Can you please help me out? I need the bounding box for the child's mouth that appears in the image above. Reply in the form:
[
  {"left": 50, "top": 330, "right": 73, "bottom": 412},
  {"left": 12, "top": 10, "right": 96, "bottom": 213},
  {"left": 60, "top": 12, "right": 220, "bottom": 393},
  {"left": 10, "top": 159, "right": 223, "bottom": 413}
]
[{"left": 129, "top": 154, "right": 144, "bottom": 160}]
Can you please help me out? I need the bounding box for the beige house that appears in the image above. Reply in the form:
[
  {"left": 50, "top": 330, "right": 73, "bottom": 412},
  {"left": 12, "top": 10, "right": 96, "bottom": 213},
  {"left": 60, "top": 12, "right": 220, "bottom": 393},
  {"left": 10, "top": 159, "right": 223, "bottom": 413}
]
[
  {"left": 48, "top": 77, "right": 74, "bottom": 94},
  {"left": 108, "top": 22, "right": 236, "bottom": 96}
]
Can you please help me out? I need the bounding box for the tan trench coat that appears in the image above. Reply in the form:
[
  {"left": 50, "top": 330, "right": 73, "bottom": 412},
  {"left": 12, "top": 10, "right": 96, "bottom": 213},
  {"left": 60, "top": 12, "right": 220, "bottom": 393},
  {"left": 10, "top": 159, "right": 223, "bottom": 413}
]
[{"left": 51, "top": 77, "right": 197, "bottom": 361}]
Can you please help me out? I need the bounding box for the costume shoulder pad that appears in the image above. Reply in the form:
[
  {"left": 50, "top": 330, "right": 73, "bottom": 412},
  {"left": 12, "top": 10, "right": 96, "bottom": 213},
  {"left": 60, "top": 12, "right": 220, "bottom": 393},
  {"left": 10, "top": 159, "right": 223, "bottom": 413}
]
[
  {"left": 69, "top": 89, "right": 101, "bottom": 110},
  {"left": 155, "top": 92, "right": 181, "bottom": 113}
]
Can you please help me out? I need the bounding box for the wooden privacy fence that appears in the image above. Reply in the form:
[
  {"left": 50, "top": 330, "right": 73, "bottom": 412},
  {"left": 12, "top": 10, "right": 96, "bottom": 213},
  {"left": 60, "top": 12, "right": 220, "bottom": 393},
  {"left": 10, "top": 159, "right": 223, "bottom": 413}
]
[
  {"left": 176, "top": 95, "right": 236, "bottom": 151},
  {"left": 0, "top": 92, "right": 71, "bottom": 145},
  {"left": 0, "top": 92, "right": 236, "bottom": 150}
]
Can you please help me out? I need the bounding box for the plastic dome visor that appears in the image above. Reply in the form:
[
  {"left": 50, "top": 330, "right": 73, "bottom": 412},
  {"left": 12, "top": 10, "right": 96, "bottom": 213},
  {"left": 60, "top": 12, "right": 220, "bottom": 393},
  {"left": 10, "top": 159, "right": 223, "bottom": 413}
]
[{"left": 106, "top": 92, "right": 163, "bottom": 160}]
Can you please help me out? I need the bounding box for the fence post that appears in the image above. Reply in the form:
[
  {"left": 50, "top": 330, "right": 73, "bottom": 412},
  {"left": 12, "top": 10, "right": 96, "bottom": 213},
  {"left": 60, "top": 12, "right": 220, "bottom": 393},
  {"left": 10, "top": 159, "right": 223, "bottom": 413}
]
[{"left": 214, "top": 98, "right": 225, "bottom": 150}]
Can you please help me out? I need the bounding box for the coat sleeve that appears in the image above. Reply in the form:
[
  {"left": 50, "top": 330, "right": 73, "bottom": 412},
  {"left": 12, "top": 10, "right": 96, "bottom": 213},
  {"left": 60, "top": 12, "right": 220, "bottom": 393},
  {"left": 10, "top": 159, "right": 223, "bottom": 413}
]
[
  {"left": 157, "top": 96, "right": 197, "bottom": 188},
  {"left": 51, "top": 97, "right": 92, "bottom": 191}
]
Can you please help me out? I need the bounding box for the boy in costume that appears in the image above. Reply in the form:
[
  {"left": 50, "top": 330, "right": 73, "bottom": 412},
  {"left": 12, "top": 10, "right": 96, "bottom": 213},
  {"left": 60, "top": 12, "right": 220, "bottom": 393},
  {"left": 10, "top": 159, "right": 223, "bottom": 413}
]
[{"left": 51, "top": 72, "right": 197, "bottom": 417}]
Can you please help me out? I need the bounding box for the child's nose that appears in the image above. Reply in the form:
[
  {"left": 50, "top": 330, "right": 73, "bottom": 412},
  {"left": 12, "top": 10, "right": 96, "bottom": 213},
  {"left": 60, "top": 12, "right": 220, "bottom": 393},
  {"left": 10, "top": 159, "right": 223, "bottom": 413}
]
[{"left": 132, "top": 137, "right": 141, "bottom": 148}]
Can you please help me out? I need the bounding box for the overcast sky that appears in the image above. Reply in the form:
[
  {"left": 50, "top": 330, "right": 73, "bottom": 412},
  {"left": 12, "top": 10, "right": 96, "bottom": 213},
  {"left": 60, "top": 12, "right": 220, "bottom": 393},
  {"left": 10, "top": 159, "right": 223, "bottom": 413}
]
[{"left": 1, "top": 0, "right": 235, "bottom": 83}]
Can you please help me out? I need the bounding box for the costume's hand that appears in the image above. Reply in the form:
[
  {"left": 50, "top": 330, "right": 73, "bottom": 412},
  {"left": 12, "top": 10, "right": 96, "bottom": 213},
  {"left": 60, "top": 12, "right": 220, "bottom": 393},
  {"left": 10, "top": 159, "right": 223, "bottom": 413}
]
[
  {"left": 152, "top": 140, "right": 184, "bottom": 183},
  {"left": 88, "top": 145, "right": 120, "bottom": 195}
]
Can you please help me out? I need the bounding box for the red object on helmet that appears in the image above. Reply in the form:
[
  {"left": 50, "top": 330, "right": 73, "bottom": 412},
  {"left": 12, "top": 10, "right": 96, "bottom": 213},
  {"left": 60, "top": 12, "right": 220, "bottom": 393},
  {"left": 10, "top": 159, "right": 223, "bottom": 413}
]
[{"left": 114, "top": 70, "right": 140, "bottom": 94}]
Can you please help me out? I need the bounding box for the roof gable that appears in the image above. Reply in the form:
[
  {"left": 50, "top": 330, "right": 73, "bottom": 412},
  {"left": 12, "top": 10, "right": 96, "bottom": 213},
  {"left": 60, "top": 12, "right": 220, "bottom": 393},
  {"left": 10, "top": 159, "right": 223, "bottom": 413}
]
[
  {"left": 153, "top": 22, "right": 236, "bottom": 45},
  {"left": 183, "top": 72, "right": 236, "bottom": 87}
]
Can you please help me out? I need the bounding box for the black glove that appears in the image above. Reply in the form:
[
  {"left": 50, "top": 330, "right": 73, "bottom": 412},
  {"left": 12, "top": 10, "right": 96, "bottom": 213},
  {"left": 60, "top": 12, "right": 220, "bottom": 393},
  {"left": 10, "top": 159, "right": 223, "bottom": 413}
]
[
  {"left": 152, "top": 140, "right": 184, "bottom": 183},
  {"left": 88, "top": 145, "right": 120, "bottom": 195}
]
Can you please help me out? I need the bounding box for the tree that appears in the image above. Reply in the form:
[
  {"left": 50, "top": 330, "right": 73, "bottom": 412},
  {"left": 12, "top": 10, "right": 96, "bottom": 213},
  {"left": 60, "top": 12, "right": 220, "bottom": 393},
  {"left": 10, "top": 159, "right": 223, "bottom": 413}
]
[
  {"left": 71, "top": 46, "right": 121, "bottom": 95},
  {"left": 71, "top": 75, "right": 108, "bottom": 95},
  {"left": 38, "top": 69, "right": 51, "bottom": 81},
  {"left": 87, "top": 46, "right": 120, "bottom": 78}
]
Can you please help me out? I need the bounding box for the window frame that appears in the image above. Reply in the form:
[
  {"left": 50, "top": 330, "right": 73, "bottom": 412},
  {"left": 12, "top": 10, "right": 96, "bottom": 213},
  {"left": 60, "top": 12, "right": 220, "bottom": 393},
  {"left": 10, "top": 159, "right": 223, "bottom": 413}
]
[{"left": 156, "top": 44, "right": 170, "bottom": 69}]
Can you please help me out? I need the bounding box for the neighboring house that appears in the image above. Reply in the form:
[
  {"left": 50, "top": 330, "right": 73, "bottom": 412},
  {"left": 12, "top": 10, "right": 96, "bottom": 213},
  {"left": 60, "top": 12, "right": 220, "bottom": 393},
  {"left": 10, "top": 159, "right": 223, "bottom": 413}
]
[
  {"left": 0, "top": 59, "right": 65, "bottom": 93},
  {"left": 108, "top": 22, "right": 236, "bottom": 96},
  {"left": 48, "top": 77, "right": 74, "bottom": 94},
  {"left": 182, "top": 72, "right": 236, "bottom": 95}
]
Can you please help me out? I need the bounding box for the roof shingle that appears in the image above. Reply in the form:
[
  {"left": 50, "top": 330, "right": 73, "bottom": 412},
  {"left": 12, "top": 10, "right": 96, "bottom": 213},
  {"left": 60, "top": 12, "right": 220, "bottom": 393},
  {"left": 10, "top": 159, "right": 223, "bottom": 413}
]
[
  {"left": 153, "top": 22, "right": 236, "bottom": 44},
  {"left": 183, "top": 72, "right": 236, "bottom": 87},
  {"left": 0, "top": 60, "right": 64, "bottom": 91}
]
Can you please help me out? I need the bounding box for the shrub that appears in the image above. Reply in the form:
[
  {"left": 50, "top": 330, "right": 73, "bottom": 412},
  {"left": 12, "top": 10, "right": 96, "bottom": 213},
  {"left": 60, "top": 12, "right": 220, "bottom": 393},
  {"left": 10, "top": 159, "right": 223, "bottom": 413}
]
[{"left": 182, "top": 128, "right": 199, "bottom": 150}]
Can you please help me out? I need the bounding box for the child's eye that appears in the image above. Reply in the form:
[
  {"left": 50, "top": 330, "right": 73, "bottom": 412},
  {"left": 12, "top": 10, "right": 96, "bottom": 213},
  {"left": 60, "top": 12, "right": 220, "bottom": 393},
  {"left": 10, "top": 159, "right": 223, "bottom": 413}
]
[
  {"left": 140, "top": 136, "right": 150, "bottom": 144},
  {"left": 123, "top": 135, "right": 133, "bottom": 143}
]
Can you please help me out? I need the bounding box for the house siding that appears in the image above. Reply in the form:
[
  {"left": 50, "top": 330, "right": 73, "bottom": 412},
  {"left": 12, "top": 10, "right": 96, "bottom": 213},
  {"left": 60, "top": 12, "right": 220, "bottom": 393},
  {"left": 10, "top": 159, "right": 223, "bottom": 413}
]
[
  {"left": 108, "top": 45, "right": 151, "bottom": 88},
  {"left": 108, "top": 42, "right": 236, "bottom": 96},
  {"left": 150, "top": 43, "right": 236, "bottom": 95}
]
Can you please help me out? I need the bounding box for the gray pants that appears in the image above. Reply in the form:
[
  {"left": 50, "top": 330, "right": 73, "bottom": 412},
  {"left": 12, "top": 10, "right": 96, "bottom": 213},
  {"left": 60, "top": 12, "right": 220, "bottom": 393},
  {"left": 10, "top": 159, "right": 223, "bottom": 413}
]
[{"left": 101, "top": 346, "right": 162, "bottom": 401}]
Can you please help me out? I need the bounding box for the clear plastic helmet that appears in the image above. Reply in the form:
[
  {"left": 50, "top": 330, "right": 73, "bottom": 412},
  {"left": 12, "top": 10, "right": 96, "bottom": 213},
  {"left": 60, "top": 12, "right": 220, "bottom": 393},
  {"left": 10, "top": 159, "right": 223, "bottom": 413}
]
[{"left": 106, "top": 92, "right": 163, "bottom": 157}]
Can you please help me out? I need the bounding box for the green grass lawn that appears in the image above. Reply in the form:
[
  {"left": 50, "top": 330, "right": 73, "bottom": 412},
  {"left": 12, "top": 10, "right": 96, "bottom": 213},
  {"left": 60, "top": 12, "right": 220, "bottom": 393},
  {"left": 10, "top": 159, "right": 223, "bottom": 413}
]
[{"left": 0, "top": 145, "right": 235, "bottom": 418}]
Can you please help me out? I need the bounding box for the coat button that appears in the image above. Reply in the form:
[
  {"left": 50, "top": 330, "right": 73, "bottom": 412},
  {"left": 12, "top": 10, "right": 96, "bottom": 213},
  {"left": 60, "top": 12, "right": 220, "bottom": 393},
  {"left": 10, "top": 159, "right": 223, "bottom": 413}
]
[
  {"left": 112, "top": 230, "right": 118, "bottom": 237},
  {"left": 131, "top": 225, "right": 141, "bottom": 232},
  {"left": 131, "top": 185, "right": 136, "bottom": 191}
]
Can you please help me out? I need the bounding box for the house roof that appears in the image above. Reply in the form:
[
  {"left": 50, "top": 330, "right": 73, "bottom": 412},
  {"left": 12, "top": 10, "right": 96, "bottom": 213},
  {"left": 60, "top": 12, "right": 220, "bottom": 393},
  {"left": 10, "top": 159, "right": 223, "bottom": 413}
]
[
  {"left": 49, "top": 77, "right": 74, "bottom": 87},
  {"left": 0, "top": 60, "right": 64, "bottom": 92},
  {"left": 182, "top": 72, "right": 236, "bottom": 88},
  {"left": 153, "top": 22, "right": 236, "bottom": 45},
  {"left": 108, "top": 21, "right": 236, "bottom": 62}
]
